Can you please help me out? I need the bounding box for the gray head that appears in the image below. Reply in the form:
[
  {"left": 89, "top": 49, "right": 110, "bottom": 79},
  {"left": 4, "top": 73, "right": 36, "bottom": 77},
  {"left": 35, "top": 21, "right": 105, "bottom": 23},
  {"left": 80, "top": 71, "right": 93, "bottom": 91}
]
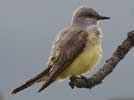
[{"left": 72, "top": 6, "right": 110, "bottom": 27}]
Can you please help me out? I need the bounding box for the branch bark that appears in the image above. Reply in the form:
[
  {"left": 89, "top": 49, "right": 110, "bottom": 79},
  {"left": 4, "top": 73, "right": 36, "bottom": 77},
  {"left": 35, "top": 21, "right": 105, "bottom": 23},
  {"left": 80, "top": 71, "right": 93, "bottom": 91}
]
[{"left": 69, "top": 30, "right": 134, "bottom": 89}]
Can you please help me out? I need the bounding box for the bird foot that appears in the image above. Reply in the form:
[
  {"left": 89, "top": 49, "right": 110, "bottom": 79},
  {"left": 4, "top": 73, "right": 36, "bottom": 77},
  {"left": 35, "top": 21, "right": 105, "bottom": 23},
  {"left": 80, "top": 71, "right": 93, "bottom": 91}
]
[{"left": 69, "top": 75, "right": 89, "bottom": 89}]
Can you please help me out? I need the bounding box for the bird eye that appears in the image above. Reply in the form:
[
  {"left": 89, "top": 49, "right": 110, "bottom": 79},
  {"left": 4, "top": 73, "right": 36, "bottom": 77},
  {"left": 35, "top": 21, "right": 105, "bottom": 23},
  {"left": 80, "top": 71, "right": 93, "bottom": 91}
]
[{"left": 80, "top": 13, "right": 95, "bottom": 18}]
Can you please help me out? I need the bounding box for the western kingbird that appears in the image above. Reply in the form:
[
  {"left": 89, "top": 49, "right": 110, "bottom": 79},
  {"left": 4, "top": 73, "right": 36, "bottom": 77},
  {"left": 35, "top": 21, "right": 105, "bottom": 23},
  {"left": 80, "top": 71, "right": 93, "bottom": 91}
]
[{"left": 11, "top": 6, "right": 110, "bottom": 94}]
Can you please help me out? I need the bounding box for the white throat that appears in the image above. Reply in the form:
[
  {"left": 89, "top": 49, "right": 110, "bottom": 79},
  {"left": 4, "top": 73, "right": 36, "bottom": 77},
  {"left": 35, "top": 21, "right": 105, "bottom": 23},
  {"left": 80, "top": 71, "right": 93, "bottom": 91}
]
[{"left": 87, "top": 21, "right": 103, "bottom": 38}]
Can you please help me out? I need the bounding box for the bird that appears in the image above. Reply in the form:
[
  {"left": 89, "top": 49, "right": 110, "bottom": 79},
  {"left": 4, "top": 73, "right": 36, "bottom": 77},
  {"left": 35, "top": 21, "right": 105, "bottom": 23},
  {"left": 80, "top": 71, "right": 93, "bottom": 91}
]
[{"left": 11, "top": 6, "right": 110, "bottom": 94}]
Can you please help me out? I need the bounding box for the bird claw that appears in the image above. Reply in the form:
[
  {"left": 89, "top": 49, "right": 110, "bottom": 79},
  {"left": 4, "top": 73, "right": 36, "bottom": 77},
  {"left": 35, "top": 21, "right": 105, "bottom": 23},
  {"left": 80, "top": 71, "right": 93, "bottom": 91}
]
[{"left": 69, "top": 75, "right": 89, "bottom": 89}]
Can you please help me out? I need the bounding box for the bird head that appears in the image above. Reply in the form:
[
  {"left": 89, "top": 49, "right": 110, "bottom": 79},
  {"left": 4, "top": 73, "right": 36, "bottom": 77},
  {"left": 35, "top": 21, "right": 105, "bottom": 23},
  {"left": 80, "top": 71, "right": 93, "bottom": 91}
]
[
  {"left": 72, "top": 6, "right": 110, "bottom": 27},
  {"left": 73, "top": 6, "right": 110, "bottom": 20}
]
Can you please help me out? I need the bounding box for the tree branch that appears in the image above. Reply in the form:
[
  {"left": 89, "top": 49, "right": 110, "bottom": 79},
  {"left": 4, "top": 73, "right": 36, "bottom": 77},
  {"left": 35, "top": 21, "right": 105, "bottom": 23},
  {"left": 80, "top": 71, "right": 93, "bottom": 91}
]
[{"left": 69, "top": 30, "right": 134, "bottom": 89}]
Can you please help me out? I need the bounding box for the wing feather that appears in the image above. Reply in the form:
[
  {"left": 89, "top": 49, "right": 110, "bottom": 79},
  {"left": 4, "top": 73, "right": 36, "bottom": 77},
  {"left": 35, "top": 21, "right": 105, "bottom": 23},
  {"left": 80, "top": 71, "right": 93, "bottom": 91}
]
[{"left": 38, "top": 27, "right": 88, "bottom": 92}]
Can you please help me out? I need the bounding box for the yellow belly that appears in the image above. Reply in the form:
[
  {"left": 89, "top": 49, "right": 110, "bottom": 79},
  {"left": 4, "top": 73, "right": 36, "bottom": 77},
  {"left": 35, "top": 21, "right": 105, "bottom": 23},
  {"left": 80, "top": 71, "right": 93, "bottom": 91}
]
[{"left": 57, "top": 43, "right": 102, "bottom": 80}]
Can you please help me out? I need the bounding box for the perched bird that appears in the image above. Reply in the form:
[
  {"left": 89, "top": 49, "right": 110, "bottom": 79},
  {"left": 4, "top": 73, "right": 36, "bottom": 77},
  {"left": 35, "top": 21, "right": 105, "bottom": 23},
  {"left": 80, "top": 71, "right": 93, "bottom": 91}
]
[{"left": 11, "top": 6, "right": 110, "bottom": 94}]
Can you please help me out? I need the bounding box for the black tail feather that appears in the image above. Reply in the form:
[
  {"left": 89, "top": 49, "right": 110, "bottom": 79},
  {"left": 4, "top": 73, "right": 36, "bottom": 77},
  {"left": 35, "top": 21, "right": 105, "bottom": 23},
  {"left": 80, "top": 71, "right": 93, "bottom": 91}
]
[
  {"left": 38, "top": 79, "right": 54, "bottom": 93},
  {"left": 11, "top": 68, "right": 50, "bottom": 94}
]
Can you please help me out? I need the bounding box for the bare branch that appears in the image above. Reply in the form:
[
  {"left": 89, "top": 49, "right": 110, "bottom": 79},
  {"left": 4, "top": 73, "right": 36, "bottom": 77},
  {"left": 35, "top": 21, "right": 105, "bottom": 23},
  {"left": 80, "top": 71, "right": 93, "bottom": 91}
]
[{"left": 69, "top": 30, "right": 134, "bottom": 89}]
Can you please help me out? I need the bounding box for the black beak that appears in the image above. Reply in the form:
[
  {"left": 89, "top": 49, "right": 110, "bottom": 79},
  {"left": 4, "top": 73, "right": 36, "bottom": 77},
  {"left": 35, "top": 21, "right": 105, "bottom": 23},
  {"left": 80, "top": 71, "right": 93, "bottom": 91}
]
[{"left": 98, "top": 15, "right": 110, "bottom": 20}]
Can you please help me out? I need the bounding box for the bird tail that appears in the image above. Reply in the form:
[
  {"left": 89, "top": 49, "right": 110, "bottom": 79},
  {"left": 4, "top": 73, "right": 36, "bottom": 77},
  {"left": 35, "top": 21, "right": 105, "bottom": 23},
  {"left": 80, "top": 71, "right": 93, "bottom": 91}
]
[{"left": 11, "top": 67, "right": 50, "bottom": 94}]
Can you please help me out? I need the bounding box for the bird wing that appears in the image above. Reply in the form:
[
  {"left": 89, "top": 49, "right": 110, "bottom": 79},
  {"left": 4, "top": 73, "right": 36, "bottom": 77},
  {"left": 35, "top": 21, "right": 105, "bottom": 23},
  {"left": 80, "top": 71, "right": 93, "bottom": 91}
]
[{"left": 38, "top": 27, "right": 88, "bottom": 92}]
